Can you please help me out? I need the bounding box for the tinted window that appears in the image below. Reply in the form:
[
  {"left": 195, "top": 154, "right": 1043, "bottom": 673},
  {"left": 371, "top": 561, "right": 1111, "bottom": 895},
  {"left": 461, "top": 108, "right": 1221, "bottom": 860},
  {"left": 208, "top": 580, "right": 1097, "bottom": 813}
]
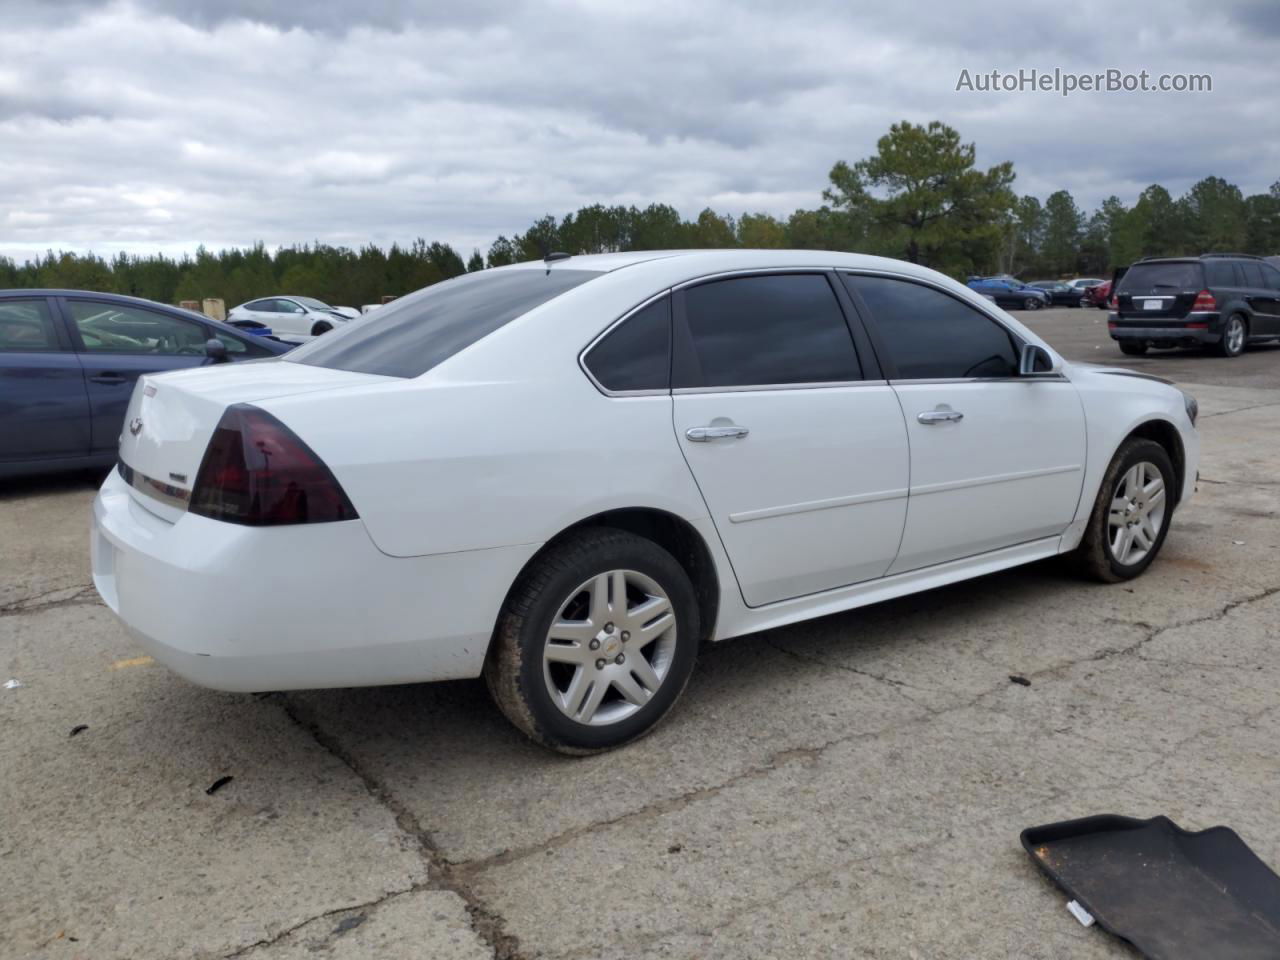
[
  {"left": 69, "top": 302, "right": 209, "bottom": 355},
  {"left": 291, "top": 268, "right": 600, "bottom": 378},
  {"left": 0, "top": 299, "right": 59, "bottom": 351},
  {"left": 213, "top": 330, "right": 273, "bottom": 357},
  {"left": 844, "top": 274, "right": 1019, "bottom": 379},
  {"left": 1262, "top": 264, "right": 1280, "bottom": 291},
  {"left": 1204, "top": 260, "right": 1236, "bottom": 286},
  {"left": 1117, "top": 261, "right": 1204, "bottom": 293},
  {"left": 246, "top": 299, "right": 274, "bottom": 312},
  {"left": 584, "top": 296, "right": 670, "bottom": 392},
  {"left": 676, "top": 274, "right": 859, "bottom": 388},
  {"left": 1240, "top": 261, "right": 1266, "bottom": 288}
]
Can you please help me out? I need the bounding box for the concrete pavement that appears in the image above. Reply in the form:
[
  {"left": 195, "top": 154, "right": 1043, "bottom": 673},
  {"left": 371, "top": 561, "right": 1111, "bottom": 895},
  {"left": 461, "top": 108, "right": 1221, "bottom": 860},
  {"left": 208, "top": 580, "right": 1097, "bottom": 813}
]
[{"left": 2, "top": 307, "right": 1277, "bottom": 959}]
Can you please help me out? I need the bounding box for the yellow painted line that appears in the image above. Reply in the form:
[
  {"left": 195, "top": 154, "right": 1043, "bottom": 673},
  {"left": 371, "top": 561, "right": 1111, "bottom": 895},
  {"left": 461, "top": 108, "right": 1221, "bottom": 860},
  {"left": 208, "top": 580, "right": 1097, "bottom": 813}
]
[{"left": 110, "top": 655, "right": 154, "bottom": 670}]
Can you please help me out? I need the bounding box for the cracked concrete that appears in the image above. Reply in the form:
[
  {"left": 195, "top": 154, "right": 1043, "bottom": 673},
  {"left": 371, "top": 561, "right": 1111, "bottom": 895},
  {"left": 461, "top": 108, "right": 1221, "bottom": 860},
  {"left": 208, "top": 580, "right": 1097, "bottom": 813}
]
[{"left": 2, "top": 312, "right": 1279, "bottom": 958}]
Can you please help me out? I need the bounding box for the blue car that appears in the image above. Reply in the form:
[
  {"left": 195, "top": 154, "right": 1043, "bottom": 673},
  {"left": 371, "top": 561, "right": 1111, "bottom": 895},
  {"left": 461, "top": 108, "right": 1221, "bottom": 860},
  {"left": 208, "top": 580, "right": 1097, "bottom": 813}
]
[
  {"left": 966, "top": 276, "right": 1051, "bottom": 311},
  {"left": 0, "top": 289, "right": 292, "bottom": 480}
]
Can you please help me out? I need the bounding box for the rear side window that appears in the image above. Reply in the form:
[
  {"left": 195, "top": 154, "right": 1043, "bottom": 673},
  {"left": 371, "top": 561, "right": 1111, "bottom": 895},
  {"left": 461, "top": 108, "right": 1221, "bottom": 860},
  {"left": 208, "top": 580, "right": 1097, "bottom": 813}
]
[
  {"left": 1204, "top": 261, "right": 1236, "bottom": 286},
  {"left": 584, "top": 296, "right": 670, "bottom": 392},
  {"left": 843, "top": 274, "right": 1019, "bottom": 380},
  {"left": 1118, "top": 262, "right": 1204, "bottom": 293},
  {"left": 675, "top": 274, "right": 860, "bottom": 388},
  {"left": 0, "top": 299, "right": 59, "bottom": 351},
  {"left": 291, "top": 269, "right": 601, "bottom": 378},
  {"left": 1239, "top": 261, "right": 1267, "bottom": 288}
]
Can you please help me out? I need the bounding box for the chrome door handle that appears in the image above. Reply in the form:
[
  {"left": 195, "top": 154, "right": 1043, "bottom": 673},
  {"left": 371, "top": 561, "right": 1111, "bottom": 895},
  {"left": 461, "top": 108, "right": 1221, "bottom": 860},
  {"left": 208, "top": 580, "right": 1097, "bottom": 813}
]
[
  {"left": 917, "top": 407, "right": 963, "bottom": 424},
  {"left": 686, "top": 425, "right": 749, "bottom": 442}
]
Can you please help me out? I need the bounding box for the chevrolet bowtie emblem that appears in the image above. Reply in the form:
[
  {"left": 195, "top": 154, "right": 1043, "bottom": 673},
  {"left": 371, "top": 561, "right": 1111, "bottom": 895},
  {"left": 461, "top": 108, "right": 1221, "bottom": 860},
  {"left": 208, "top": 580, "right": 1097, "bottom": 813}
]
[{"left": 129, "top": 418, "right": 143, "bottom": 437}]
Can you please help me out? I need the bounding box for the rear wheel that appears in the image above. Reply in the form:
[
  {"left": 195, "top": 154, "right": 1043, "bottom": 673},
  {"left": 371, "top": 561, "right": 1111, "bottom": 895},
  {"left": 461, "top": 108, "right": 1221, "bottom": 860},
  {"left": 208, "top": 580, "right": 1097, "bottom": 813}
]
[
  {"left": 1024, "top": 297, "right": 1043, "bottom": 311},
  {"left": 1119, "top": 341, "right": 1148, "bottom": 356},
  {"left": 484, "top": 528, "right": 699, "bottom": 754},
  {"left": 1073, "top": 438, "right": 1175, "bottom": 583},
  {"left": 1217, "top": 314, "right": 1247, "bottom": 358}
]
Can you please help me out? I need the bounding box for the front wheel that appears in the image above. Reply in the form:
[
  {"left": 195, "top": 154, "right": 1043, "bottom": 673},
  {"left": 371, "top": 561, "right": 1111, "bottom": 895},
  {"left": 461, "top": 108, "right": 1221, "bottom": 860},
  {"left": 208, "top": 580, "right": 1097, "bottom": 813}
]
[
  {"left": 310, "top": 321, "right": 333, "bottom": 337},
  {"left": 484, "top": 528, "right": 700, "bottom": 754},
  {"left": 1217, "top": 314, "right": 1247, "bottom": 358},
  {"left": 1024, "top": 297, "right": 1043, "bottom": 311},
  {"left": 1073, "top": 438, "right": 1175, "bottom": 583}
]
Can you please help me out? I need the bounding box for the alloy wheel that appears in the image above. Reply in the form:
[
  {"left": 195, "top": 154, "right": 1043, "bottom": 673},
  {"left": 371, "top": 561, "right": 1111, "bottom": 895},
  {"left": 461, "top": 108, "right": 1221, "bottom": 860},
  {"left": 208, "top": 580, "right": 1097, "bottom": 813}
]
[
  {"left": 542, "top": 569, "right": 678, "bottom": 726},
  {"left": 1225, "top": 316, "right": 1245, "bottom": 355},
  {"left": 1107, "top": 461, "right": 1167, "bottom": 566}
]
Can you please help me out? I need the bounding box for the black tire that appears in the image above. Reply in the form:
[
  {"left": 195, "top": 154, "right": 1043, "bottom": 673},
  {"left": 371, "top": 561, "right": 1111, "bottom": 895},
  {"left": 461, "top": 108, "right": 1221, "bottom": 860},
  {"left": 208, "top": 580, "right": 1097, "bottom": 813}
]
[
  {"left": 1217, "top": 314, "right": 1247, "bottom": 358},
  {"left": 1072, "top": 438, "right": 1176, "bottom": 583},
  {"left": 311, "top": 321, "right": 333, "bottom": 336},
  {"left": 484, "top": 527, "right": 700, "bottom": 754},
  {"left": 1119, "top": 341, "right": 1148, "bottom": 356}
]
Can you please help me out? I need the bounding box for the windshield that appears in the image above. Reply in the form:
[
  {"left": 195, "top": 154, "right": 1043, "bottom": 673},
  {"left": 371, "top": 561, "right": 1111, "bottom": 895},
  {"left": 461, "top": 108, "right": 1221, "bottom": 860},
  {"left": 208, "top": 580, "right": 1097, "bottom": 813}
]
[
  {"left": 1118, "top": 262, "right": 1203, "bottom": 293},
  {"left": 288, "top": 267, "right": 602, "bottom": 377},
  {"left": 294, "top": 296, "right": 332, "bottom": 310}
]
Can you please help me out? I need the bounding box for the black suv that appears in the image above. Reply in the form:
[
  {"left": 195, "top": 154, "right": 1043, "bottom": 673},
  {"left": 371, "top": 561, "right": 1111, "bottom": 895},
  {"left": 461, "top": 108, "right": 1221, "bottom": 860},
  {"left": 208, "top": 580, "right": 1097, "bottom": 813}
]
[{"left": 1108, "top": 254, "right": 1280, "bottom": 358}]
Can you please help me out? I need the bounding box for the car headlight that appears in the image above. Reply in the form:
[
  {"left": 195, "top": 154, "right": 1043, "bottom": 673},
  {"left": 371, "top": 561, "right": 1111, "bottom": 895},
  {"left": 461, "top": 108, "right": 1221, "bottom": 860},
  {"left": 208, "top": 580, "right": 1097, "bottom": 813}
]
[{"left": 1182, "top": 390, "right": 1199, "bottom": 426}]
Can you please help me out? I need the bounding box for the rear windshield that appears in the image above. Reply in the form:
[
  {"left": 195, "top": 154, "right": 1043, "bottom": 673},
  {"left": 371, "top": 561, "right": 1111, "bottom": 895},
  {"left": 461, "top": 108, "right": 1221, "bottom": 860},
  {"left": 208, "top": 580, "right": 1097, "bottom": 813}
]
[
  {"left": 289, "top": 268, "right": 601, "bottom": 377},
  {"left": 1118, "top": 261, "right": 1203, "bottom": 293}
]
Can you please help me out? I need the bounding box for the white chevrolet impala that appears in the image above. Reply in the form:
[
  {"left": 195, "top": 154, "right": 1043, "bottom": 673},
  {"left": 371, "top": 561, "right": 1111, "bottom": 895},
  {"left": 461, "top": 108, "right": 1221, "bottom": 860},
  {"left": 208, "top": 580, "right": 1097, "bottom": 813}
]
[{"left": 92, "top": 250, "right": 1199, "bottom": 752}]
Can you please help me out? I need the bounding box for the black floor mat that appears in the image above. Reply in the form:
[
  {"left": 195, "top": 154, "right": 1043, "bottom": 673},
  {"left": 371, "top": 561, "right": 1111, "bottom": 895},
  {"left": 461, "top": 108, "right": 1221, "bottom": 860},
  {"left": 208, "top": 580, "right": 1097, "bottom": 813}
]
[{"left": 1021, "top": 815, "right": 1280, "bottom": 959}]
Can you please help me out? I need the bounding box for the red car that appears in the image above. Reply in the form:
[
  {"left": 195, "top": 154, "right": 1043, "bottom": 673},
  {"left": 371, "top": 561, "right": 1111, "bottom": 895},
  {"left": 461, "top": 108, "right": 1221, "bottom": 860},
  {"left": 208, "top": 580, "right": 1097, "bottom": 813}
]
[{"left": 1083, "top": 279, "right": 1112, "bottom": 308}]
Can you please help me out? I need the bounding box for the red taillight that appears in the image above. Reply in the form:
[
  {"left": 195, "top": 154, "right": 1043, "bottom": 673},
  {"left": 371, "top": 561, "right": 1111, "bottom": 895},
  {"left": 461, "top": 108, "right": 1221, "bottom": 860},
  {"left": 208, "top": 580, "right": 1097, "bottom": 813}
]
[
  {"left": 1191, "top": 289, "right": 1217, "bottom": 312},
  {"left": 1108, "top": 294, "right": 1118, "bottom": 309},
  {"left": 190, "top": 404, "right": 357, "bottom": 526}
]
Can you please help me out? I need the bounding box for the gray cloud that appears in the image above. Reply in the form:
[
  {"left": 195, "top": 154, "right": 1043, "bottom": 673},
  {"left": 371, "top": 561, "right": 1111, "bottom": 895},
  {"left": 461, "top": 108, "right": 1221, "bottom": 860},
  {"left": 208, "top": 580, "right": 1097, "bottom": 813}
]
[{"left": 0, "top": 0, "right": 1275, "bottom": 264}]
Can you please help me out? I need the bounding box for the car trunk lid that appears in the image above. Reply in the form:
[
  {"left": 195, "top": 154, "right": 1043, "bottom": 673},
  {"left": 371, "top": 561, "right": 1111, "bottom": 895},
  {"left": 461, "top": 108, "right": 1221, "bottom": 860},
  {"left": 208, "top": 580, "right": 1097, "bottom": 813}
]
[
  {"left": 117, "top": 359, "right": 392, "bottom": 519},
  {"left": 1116, "top": 261, "right": 1204, "bottom": 319}
]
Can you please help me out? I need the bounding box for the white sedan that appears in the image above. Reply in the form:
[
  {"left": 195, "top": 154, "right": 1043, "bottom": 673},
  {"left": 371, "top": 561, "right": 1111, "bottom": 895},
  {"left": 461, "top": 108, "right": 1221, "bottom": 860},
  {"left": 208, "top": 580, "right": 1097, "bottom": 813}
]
[
  {"left": 227, "top": 295, "right": 353, "bottom": 341},
  {"left": 92, "top": 250, "right": 1198, "bottom": 753}
]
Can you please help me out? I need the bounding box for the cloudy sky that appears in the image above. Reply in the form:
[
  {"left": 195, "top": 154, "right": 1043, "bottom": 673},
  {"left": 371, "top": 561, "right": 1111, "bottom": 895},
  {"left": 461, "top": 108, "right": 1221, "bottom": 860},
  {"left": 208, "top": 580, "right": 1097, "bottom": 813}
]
[{"left": 1, "top": 0, "right": 1276, "bottom": 264}]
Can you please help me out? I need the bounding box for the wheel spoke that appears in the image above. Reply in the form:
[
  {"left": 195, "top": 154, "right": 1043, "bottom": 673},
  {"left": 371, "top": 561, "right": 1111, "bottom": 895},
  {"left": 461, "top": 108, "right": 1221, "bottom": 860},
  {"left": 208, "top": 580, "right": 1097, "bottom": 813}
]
[
  {"left": 628, "top": 654, "right": 662, "bottom": 693},
  {"left": 637, "top": 611, "right": 675, "bottom": 644},
  {"left": 1132, "top": 524, "right": 1152, "bottom": 551},
  {"left": 575, "top": 677, "right": 609, "bottom": 722},
  {"left": 547, "top": 620, "right": 596, "bottom": 644},
  {"left": 624, "top": 595, "right": 670, "bottom": 631},
  {"left": 545, "top": 640, "right": 589, "bottom": 664},
  {"left": 587, "top": 574, "right": 611, "bottom": 626},
  {"left": 614, "top": 671, "right": 650, "bottom": 707},
  {"left": 1122, "top": 465, "right": 1142, "bottom": 497},
  {"left": 1109, "top": 498, "right": 1129, "bottom": 527},
  {"left": 559, "top": 667, "right": 590, "bottom": 715},
  {"left": 610, "top": 570, "right": 627, "bottom": 618},
  {"left": 1141, "top": 515, "right": 1159, "bottom": 544},
  {"left": 1113, "top": 526, "right": 1134, "bottom": 563}
]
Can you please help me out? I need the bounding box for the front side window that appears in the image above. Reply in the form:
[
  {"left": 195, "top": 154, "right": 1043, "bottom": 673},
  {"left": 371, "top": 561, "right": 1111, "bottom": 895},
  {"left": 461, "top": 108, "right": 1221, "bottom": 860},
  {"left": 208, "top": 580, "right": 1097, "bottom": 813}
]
[
  {"left": 583, "top": 296, "right": 670, "bottom": 392},
  {"left": 843, "top": 274, "right": 1019, "bottom": 380},
  {"left": 0, "top": 299, "right": 59, "bottom": 351},
  {"left": 675, "top": 274, "right": 861, "bottom": 388},
  {"left": 213, "top": 330, "right": 272, "bottom": 357},
  {"left": 291, "top": 268, "right": 602, "bottom": 378},
  {"left": 69, "top": 302, "right": 209, "bottom": 355}
]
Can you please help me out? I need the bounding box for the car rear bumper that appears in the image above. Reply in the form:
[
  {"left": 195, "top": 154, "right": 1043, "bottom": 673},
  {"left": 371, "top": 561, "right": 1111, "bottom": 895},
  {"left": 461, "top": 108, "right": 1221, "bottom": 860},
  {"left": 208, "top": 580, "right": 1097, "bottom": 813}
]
[
  {"left": 1109, "top": 313, "right": 1221, "bottom": 344},
  {"left": 91, "top": 468, "right": 538, "bottom": 692}
]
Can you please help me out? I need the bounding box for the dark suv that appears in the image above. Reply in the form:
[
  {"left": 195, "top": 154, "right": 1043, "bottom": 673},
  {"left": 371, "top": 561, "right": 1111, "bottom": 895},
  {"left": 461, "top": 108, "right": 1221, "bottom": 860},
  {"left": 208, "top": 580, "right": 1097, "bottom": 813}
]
[{"left": 1108, "top": 254, "right": 1280, "bottom": 358}]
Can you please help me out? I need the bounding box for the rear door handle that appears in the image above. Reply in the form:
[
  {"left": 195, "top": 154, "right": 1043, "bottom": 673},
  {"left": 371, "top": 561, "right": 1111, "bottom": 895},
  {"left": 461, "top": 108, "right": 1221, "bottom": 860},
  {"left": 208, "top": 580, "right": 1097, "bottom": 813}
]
[
  {"left": 89, "top": 374, "right": 128, "bottom": 385},
  {"left": 917, "top": 407, "right": 964, "bottom": 424},
  {"left": 686, "top": 425, "right": 750, "bottom": 442}
]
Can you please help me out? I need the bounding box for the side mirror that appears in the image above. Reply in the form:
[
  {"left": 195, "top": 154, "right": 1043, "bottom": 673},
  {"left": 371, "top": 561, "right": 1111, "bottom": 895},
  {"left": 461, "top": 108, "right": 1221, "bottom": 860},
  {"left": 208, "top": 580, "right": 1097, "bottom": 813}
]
[
  {"left": 205, "top": 338, "right": 229, "bottom": 364},
  {"left": 1019, "top": 342, "right": 1057, "bottom": 376}
]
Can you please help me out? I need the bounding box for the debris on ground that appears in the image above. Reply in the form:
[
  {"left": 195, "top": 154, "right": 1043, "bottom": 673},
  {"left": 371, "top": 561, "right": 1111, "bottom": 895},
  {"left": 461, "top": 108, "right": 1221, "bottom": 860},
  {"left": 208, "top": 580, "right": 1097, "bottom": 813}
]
[{"left": 205, "top": 776, "right": 234, "bottom": 795}]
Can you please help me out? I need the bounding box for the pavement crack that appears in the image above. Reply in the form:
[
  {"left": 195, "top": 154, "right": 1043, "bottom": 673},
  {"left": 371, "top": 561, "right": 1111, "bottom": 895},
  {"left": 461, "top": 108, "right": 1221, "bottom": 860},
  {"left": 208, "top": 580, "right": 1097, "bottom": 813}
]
[
  {"left": 0, "top": 584, "right": 100, "bottom": 618},
  {"left": 222, "top": 886, "right": 421, "bottom": 959},
  {"left": 270, "top": 693, "right": 530, "bottom": 960},
  {"left": 1200, "top": 399, "right": 1280, "bottom": 419}
]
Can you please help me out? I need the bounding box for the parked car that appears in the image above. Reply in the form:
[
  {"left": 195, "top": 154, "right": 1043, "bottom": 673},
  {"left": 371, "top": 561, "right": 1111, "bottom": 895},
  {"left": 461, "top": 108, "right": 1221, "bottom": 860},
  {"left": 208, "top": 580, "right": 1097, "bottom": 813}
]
[
  {"left": 0, "top": 290, "right": 290, "bottom": 480},
  {"left": 224, "top": 317, "right": 277, "bottom": 337},
  {"left": 1029, "top": 281, "right": 1081, "bottom": 307},
  {"left": 93, "top": 250, "right": 1198, "bottom": 753},
  {"left": 1069, "top": 277, "right": 1106, "bottom": 294},
  {"left": 1110, "top": 253, "right": 1280, "bottom": 357},
  {"left": 227, "top": 296, "right": 353, "bottom": 340},
  {"left": 1084, "top": 279, "right": 1113, "bottom": 309},
  {"left": 966, "top": 276, "right": 1051, "bottom": 310}
]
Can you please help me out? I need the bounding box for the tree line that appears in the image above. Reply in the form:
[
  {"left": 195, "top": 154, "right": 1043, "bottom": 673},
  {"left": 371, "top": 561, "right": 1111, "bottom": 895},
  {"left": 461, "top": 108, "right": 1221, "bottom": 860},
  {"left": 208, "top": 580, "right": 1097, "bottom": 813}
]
[{"left": 3, "top": 120, "right": 1277, "bottom": 307}]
